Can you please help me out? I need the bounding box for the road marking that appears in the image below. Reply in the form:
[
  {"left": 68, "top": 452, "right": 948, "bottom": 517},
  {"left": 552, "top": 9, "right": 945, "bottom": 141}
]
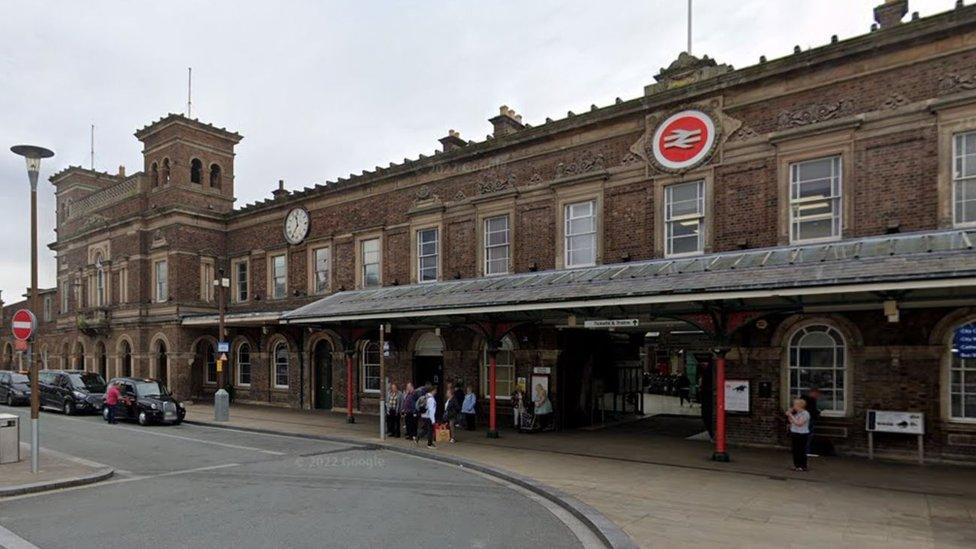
[
  {"left": 0, "top": 523, "right": 40, "bottom": 549},
  {"left": 19, "top": 441, "right": 111, "bottom": 469}
]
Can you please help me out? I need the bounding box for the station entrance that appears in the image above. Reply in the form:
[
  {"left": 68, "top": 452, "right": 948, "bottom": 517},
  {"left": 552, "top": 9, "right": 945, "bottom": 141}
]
[{"left": 556, "top": 319, "right": 716, "bottom": 440}]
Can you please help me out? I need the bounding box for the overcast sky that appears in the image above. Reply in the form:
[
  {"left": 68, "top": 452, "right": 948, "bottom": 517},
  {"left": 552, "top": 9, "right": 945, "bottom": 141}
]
[{"left": 0, "top": 0, "right": 954, "bottom": 304}]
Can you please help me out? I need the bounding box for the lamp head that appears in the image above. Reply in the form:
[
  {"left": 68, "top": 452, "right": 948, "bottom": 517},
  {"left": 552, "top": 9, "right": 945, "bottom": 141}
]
[{"left": 11, "top": 145, "right": 54, "bottom": 188}]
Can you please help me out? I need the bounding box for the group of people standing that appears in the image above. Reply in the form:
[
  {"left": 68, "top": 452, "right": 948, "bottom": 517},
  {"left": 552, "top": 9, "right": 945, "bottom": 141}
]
[{"left": 384, "top": 381, "right": 477, "bottom": 448}]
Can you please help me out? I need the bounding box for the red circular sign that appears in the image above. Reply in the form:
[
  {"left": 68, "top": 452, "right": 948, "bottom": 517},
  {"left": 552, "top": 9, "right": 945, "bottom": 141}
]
[
  {"left": 12, "top": 309, "right": 36, "bottom": 341},
  {"left": 651, "top": 110, "right": 717, "bottom": 170}
]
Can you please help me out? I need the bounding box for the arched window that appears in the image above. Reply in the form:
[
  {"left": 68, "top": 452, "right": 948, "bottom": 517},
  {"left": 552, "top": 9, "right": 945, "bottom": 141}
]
[
  {"left": 94, "top": 252, "right": 106, "bottom": 307},
  {"left": 95, "top": 341, "right": 107, "bottom": 378},
  {"left": 119, "top": 340, "right": 132, "bottom": 377},
  {"left": 273, "top": 342, "right": 289, "bottom": 389},
  {"left": 73, "top": 341, "right": 85, "bottom": 370},
  {"left": 950, "top": 322, "right": 976, "bottom": 421},
  {"left": 481, "top": 336, "right": 515, "bottom": 399},
  {"left": 237, "top": 342, "right": 251, "bottom": 387},
  {"left": 209, "top": 163, "right": 222, "bottom": 189},
  {"left": 61, "top": 342, "right": 70, "bottom": 369},
  {"left": 203, "top": 342, "right": 216, "bottom": 384},
  {"left": 155, "top": 340, "right": 168, "bottom": 385},
  {"left": 150, "top": 162, "right": 159, "bottom": 187},
  {"left": 361, "top": 341, "right": 381, "bottom": 393},
  {"left": 190, "top": 158, "right": 203, "bottom": 184},
  {"left": 161, "top": 158, "right": 171, "bottom": 185},
  {"left": 788, "top": 324, "right": 847, "bottom": 415}
]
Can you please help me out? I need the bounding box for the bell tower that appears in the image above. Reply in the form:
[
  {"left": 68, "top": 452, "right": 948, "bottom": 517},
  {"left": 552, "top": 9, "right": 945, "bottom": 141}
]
[{"left": 135, "top": 114, "right": 243, "bottom": 213}]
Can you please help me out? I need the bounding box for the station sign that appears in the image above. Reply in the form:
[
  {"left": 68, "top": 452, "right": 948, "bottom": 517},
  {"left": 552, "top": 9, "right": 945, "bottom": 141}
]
[
  {"left": 651, "top": 109, "right": 717, "bottom": 171},
  {"left": 583, "top": 319, "right": 639, "bottom": 329},
  {"left": 866, "top": 410, "right": 924, "bottom": 435},
  {"left": 953, "top": 324, "right": 976, "bottom": 359}
]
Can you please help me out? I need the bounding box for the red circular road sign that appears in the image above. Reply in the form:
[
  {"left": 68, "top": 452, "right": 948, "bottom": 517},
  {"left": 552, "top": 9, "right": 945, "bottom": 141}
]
[
  {"left": 651, "top": 109, "right": 717, "bottom": 170},
  {"left": 11, "top": 309, "right": 36, "bottom": 341}
]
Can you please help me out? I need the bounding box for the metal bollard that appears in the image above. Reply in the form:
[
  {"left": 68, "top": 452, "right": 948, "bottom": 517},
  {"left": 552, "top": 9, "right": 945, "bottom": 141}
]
[{"left": 214, "top": 389, "right": 230, "bottom": 422}]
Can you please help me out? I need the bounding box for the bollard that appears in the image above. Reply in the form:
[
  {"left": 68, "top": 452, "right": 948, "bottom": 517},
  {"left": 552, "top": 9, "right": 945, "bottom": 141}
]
[{"left": 214, "top": 389, "right": 230, "bottom": 422}]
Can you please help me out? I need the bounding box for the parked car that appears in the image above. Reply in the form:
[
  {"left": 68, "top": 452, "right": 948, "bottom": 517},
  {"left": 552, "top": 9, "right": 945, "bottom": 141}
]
[
  {"left": 103, "top": 377, "right": 185, "bottom": 426},
  {"left": 38, "top": 370, "right": 107, "bottom": 415},
  {"left": 0, "top": 371, "right": 31, "bottom": 406}
]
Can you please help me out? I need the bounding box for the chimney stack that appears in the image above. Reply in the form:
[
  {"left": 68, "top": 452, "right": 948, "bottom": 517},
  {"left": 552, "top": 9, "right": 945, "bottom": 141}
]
[
  {"left": 118, "top": 165, "right": 126, "bottom": 178},
  {"left": 874, "top": 0, "right": 908, "bottom": 29},
  {"left": 489, "top": 105, "right": 524, "bottom": 137},
  {"left": 272, "top": 179, "right": 289, "bottom": 199},
  {"left": 439, "top": 129, "right": 467, "bottom": 152}
]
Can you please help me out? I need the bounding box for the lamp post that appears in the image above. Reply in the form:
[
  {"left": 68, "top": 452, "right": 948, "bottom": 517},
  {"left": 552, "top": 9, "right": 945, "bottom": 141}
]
[
  {"left": 213, "top": 268, "right": 230, "bottom": 421},
  {"left": 11, "top": 144, "right": 54, "bottom": 475}
]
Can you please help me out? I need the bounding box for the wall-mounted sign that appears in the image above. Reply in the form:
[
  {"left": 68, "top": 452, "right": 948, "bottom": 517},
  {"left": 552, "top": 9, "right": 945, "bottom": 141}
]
[
  {"left": 533, "top": 366, "right": 551, "bottom": 374},
  {"left": 651, "top": 110, "right": 717, "bottom": 171},
  {"left": 583, "top": 319, "right": 639, "bottom": 329},
  {"left": 866, "top": 410, "right": 924, "bottom": 435},
  {"left": 724, "top": 379, "right": 750, "bottom": 413},
  {"left": 217, "top": 341, "right": 230, "bottom": 353},
  {"left": 953, "top": 324, "right": 976, "bottom": 359}
]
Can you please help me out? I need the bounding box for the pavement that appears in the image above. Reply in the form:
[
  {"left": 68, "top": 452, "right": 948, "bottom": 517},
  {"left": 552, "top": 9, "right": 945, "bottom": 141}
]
[
  {"left": 0, "top": 404, "right": 599, "bottom": 549},
  {"left": 181, "top": 403, "right": 976, "bottom": 548},
  {"left": 0, "top": 442, "right": 113, "bottom": 497}
]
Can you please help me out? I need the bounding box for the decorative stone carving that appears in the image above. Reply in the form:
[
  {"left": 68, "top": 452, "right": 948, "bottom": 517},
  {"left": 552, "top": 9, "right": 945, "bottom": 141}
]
[
  {"left": 880, "top": 93, "right": 909, "bottom": 109},
  {"left": 453, "top": 190, "right": 466, "bottom": 201},
  {"left": 776, "top": 100, "right": 855, "bottom": 129},
  {"left": 416, "top": 185, "right": 432, "bottom": 199},
  {"left": 554, "top": 150, "right": 606, "bottom": 178},
  {"left": 529, "top": 172, "right": 543, "bottom": 184},
  {"left": 620, "top": 152, "right": 642, "bottom": 166},
  {"left": 938, "top": 73, "right": 976, "bottom": 95},
  {"left": 478, "top": 172, "right": 516, "bottom": 194},
  {"left": 728, "top": 125, "right": 759, "bottom": 142}
]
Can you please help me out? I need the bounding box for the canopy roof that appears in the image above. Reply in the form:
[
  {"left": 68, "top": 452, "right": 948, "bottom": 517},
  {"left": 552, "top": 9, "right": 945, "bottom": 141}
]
[{"left": 280, "top": 229, "right": 976, "bottom": 324}]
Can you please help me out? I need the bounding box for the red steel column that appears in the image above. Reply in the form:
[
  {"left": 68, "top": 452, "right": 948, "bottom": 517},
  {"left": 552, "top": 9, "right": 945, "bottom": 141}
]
[
  {"left": 346, "top": 351, "right": 355, "bottom": 423},
  {"left": 487, "top": 348, "right": 498, "bottom": 438},
  {"left": 712, "top": 353, "right": 729, "bottom": 461}
]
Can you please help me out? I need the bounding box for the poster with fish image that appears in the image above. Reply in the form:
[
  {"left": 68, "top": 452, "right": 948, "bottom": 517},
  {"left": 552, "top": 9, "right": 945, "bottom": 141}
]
[{"left": 724, "top": 380, "right": 750, "bottom": 413}]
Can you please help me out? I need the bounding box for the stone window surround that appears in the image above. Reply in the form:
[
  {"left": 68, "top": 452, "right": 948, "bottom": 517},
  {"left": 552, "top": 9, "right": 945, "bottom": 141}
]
[
  {"left": 199, "top": 256, "right": 216, "bottom": 302},
  {"left": 354, "top": 231, "right": 384, "bottom": 290},
  {"left": 360, "top": 339, "right": 381, "bottom": 394},
  {"left": 233, "top": 336, "right": 253, "bottom": 389},
  {"left": 653, "top": 169, "right": 714, "bottom": 258},
  {"left": 936, "top": 101, "right": 976, "bottom": 229},
  {"left": 306, "top": 239, "right": 333, "bottom": 296},
  {"left": 266, "top": 250, "right": 288, "bottom": 300},
  {"left": 271, "top": 338, "right": 290, "bottom": 390},
  {"left": 774, "top": 128, "right": 855, "bottom": 246},
  {"left": 231, "top": 255, "right": 250, "bottom": 303},
  {"left": 554, "top": 182, "right": 604, "bottom": 270},
  {"left": 474, "top": 199, "right": 516, "bottom": 278},
  {"left": 409, "top": 218, "right": 443, "bottom": 284},
  {"left": 778, "top": 316, "right": 855, "bottom": 419},
  {"left": 150, "top": 251, "right": 169, "bottom": 304}
]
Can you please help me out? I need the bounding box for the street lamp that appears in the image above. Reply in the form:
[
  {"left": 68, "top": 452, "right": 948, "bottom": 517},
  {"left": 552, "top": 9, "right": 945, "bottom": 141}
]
[{"left": 11, "top": 144, "right": 55, "bottom": 475}]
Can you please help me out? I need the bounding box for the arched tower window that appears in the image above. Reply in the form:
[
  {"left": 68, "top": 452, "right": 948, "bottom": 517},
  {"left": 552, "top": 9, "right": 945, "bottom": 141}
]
[
  {"left": 161, "top": 158, "right": 171, "bottom": 185},
  {"left": 209, "top": 163, "right": 222, "bottom": 189},
  {"left": 150, "top": 162, "right": 159, "bottom": 188},
  {"left": 190, "top": 158, "right": 203, "bottom": 184}
]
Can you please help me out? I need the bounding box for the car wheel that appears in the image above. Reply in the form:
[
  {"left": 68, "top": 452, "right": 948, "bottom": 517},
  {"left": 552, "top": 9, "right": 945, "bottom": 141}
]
[
  {"left": 64, "top": 401, "right": 74, "bottom": 416},
  {"left": 138, "top": 411, "right": 149, "bottom": 426}
]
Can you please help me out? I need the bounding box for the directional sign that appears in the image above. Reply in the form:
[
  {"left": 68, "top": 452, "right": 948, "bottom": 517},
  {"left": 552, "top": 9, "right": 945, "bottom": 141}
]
[
  {"left": 583, "top": 319, "right": 639, "bottom": 329},
  {"left": 651, "top": 110, "right": 717, "bottom": 170},
  {"left": 217, "top": 341, "right": 230, "bottom": 353},
  {"left": 953, "top": 324, "right": 976, "bottom": 359},
  {"left": 11, "top": 309, "right": 36, "bottom": 341}
]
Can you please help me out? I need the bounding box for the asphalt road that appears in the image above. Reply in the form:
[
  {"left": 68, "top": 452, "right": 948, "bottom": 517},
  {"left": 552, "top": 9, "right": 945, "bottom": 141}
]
[{"left": 0, "top": 405, "right": 593, "bottom": 549}]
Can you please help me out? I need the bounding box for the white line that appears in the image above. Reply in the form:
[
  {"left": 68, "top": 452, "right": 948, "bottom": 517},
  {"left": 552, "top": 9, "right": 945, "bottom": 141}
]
[
  {"left": 19, "top": 441, "right": 111, "bottom": 469},
  {"left": 0, "top": 523, "right": 40, "bottom": 549}
]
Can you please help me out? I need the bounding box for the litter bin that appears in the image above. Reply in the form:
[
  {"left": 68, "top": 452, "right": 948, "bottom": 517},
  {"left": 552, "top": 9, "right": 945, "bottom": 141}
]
[{"left": 0, "top": 413, "right": 20, "bottom": 464}]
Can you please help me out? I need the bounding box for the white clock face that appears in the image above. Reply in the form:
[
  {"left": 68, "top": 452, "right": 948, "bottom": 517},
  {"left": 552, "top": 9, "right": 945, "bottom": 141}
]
[{"left": 284, "top": 208, "right": 310, "bottom": 244}]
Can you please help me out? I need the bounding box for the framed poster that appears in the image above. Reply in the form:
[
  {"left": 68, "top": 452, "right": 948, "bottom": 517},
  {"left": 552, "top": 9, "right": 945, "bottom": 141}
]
[
  {"left": 724, "top": 379, "right": 750, "bottom": 414},
  {"left": 530, "top": 374, "right": 551, "bottom": 413}
]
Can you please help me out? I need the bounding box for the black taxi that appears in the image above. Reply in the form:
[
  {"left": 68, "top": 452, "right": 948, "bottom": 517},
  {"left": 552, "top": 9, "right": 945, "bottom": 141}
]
[{"left": 104, "top": 377, "right": 185, "bottom": 426}]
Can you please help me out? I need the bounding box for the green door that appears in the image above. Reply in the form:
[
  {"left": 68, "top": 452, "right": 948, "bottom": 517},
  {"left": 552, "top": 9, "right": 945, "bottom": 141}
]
[{"left": 314, "top": 342, "right": 333, "bottom": 410}]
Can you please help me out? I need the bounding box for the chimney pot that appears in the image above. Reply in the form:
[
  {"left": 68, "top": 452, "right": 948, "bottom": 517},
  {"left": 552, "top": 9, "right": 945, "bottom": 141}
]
[
  {"left": 489, "top": 105, "right": 525, "bottom": 137},
  {"left": 439, "top": 130, "right": 467, "bottom": 152},
  {"left": 272, "top": 179, "right": 289, "bottom": 199},
  {"left": 874, "top": 0, "right": 908, "bottom": 29}
]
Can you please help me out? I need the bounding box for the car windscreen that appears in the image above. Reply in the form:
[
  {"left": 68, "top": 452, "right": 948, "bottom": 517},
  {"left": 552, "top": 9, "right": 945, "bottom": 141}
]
[
  {"left": 135, "top": 381, "right": 170, "bottom": 398},
  {"left": 69, "top": 373, "right": 107, "bottom": 392},
  {"left": 11, "top": 373, "right": 29, "bottom": 383}
]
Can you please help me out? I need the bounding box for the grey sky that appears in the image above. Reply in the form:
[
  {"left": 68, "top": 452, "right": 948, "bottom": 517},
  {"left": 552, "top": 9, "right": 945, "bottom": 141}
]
[{"left": 0, "top": 0, "right": 953, "bottom": 304}]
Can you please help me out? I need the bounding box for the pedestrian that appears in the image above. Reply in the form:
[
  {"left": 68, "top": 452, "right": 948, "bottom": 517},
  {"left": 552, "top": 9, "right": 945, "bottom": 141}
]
[
  {"left": 801, "top": 387, "right": 822, "bottom": 457},
  {"left": 402, "top": 382, "right": 417, "bottom": 440},
  {"left": 444, "top": 382, "right": 459, "bottom": 443},
  {"left": 104, "top": 381, "right": 121, "bottom": 424},
  {"left": 512, "top": 388, "right": 525, "bottom": 430},
  {"left": 462, "top": 385, "right": 477, "bottom": 431},
  {"left": 786, "top": 398, "right": 811, "bottom": 471},
  {"left": 387, "top": 382, "right": 402, "bottom": 438},
  {"left": 451, "top": 382, "right": 465, "bottom": 428},
  {"left": 416, "top": 386, "right": 437, "bottom": 448}
]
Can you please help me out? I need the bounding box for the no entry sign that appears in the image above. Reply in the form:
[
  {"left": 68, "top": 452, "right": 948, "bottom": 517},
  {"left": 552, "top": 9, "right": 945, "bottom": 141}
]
[
  {"left": 11, "top": 309, "right": 36, "bottom": 341},
  {"left": 651, "top": 109, "right": 716, "bottom": 171}
]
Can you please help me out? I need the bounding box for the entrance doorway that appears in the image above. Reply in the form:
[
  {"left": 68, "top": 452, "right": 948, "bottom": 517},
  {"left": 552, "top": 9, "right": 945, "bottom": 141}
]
[
  {"left": 156, "top": 341, "right": 168, "bottom": 386},
  {"left": 313, "top": 340, "right": 333, "bottom": 410},
  {"left": 413, "top": 332, "right": 444, "bottom": 403}
]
